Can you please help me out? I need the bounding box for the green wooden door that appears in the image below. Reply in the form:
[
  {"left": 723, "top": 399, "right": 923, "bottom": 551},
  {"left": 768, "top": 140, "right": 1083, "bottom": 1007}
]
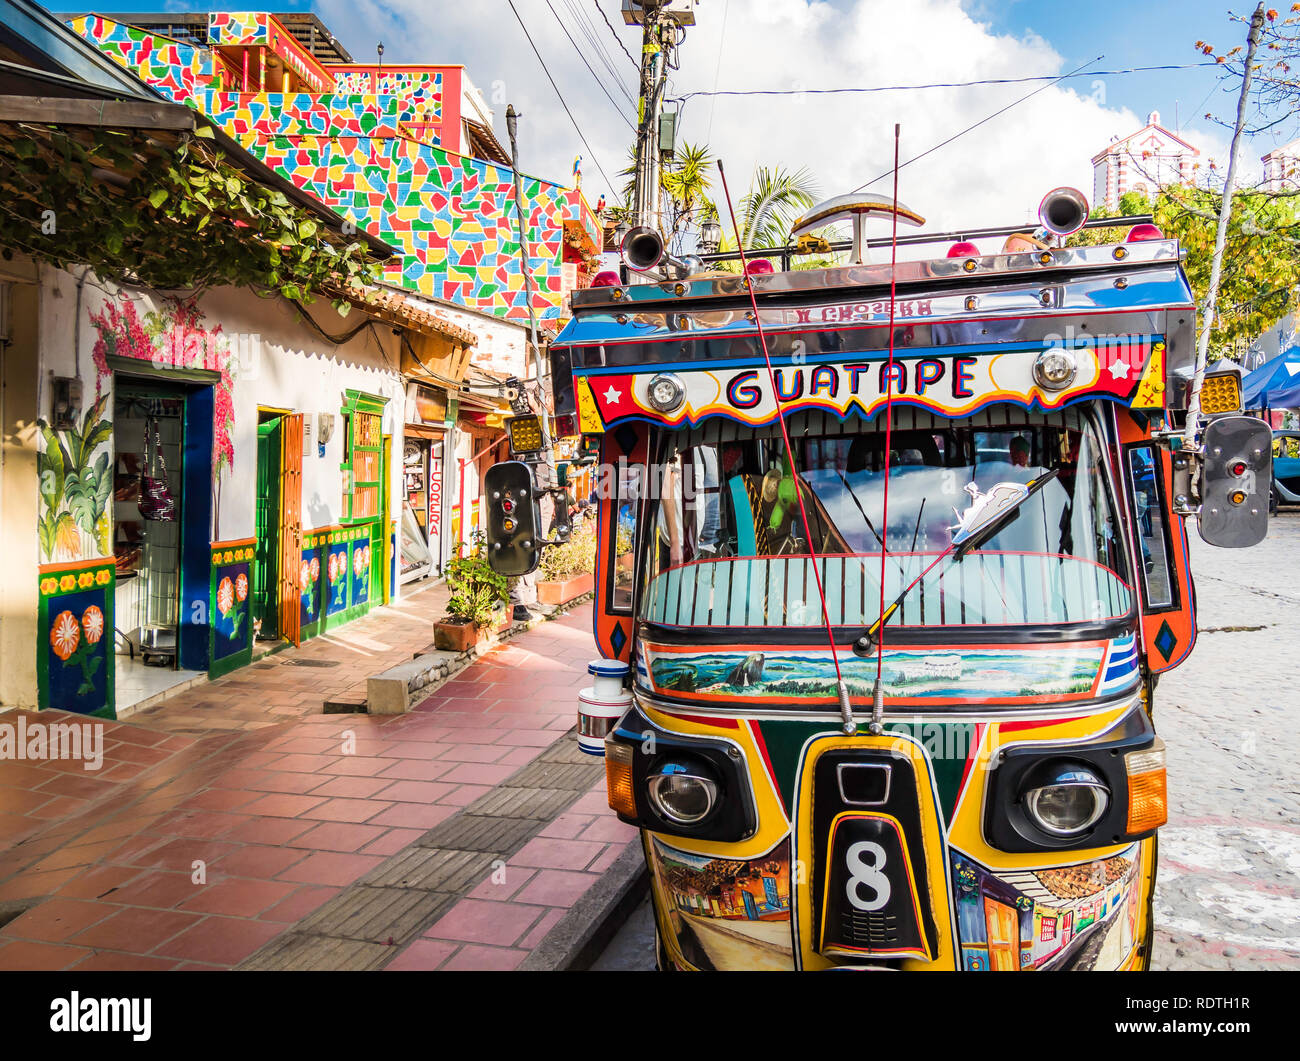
[{"left": 254, "top": 418, "right": 281, "bottom": 639}]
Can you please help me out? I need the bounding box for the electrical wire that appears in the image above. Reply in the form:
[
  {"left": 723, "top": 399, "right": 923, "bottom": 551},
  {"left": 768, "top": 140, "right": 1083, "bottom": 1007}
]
[
  {"left": 851, "top": 55, "right": 1105, "bottom": 193},
  {"left": 672, "top": 63, "right": 1215, "bottom": 103},
  {"left": 562, "top": 0, "right": 638, "bottom": 107},
  {"left": 505, "top": 0, "right": 619, "bottom": 198},
  {"left": 545, "top": 0, "right": 636, "bottom": 132},
  {"left": 705, "top": 0, "right": 731, "bottom": 144},
  {"left": 593, "top": 0, "right": 640, "bottom": 73}
]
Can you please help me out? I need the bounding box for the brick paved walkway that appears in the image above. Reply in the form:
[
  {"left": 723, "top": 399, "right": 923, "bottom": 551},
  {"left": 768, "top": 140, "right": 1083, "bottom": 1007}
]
[
  {"left": 129, "top": 578, "right": 453, "bottom": 734},
  {"left": 0, "top": 604, "right": 638, "bottom": 970}
]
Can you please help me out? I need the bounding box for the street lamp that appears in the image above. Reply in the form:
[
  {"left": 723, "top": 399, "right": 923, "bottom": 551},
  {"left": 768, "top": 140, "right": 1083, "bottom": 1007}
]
[
  {"left": 614, "top": 219, "right": 631, "bottom": 250},
  {"left": 699, "top": 214, "right": 722, "bottom": 255},
  {"left": 376, "top": 41, "right": 384, "bottom": 94}
]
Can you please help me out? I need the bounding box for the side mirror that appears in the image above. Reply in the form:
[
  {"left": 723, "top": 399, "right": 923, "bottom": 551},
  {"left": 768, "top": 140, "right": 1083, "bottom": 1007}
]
[
  {"left": 484, "top": 461, "right": 542, "bottom": 576},
  {"left": 1198, "top": 415, "right": 1272, "bottom": 548}
]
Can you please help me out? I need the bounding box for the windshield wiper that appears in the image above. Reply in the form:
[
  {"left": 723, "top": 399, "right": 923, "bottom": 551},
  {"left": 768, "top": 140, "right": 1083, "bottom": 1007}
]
[{"left": 848, "top": 469, "right": 1060, "bottom": 731}]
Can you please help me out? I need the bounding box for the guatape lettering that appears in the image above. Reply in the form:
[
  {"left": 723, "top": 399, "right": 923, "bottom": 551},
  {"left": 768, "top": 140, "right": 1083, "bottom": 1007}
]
[{"left": 724, "top": 355, "right": 978, "bottom": 409}]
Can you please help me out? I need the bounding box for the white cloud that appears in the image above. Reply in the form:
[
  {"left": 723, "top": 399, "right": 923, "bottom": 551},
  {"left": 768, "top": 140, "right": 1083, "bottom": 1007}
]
[{"left": 316, "top": 0, "right": 1236, "bottom": 249}]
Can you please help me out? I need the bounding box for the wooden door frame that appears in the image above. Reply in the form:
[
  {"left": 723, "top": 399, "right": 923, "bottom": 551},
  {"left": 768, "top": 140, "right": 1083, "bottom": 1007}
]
[{"left": 278, "top": 414, "right": 304, "bottom": 646}]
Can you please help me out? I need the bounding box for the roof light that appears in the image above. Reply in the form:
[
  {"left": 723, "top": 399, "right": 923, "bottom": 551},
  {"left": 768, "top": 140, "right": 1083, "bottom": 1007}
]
[
  {"left": 1126, "top": 223, "right": 1164, "bottom": 242},
  {"left": 591, "top": 270, "right": 621, "bottom": 288},
  {"left": 947, "top": 241, "right": 980, "bottom": 258},
  {"left": 745, "top": 258, "right": 775, "bottom": 275}
]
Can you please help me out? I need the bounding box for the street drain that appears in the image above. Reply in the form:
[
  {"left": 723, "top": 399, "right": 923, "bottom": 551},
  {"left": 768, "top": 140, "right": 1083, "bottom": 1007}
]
[{"left": 283, "top": 658, "right": 342, "bottom": 667}]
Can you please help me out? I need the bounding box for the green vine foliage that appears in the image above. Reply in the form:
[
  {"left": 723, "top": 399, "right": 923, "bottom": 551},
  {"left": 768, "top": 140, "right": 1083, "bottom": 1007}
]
[{"left": 0, "top": 123, "right": 380, "bottom": 311}]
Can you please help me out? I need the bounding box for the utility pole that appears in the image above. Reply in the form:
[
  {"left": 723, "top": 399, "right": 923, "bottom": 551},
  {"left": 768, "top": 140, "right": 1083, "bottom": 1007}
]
[
  {"left": 1184, "top": 3, "right": 1266, "bottom": 448},
  {"left": 505, "top": 103, "right": 549, "bottom": 449},
  {"left": 630, "top": 1, "right": 676, "bottom": 234}
]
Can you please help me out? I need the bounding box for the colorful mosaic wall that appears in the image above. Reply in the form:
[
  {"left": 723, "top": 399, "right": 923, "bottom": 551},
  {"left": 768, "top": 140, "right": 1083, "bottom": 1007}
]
[
  {"left": 39, "top": 559, "right": 115, "bottom": 717},
  {"left": 72, "top": 14, "right": 591, "bottom": 321},
  {"left": 67, "top": 15, "right": 212, "bottom": 107},
  {"left": 331, "top": 67, "right": 445, "bottom": 127},
  {"left": 210, "top": 539, "right": 254, "bottom": 679},
  {"left": 208, "top": 10, "right": 330, "bottom": 91}
]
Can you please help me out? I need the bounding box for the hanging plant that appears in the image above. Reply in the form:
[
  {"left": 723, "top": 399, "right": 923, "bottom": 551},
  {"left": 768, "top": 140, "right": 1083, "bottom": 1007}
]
[{"left": 0, "top": 122, "right": 382, "bottom": 311}]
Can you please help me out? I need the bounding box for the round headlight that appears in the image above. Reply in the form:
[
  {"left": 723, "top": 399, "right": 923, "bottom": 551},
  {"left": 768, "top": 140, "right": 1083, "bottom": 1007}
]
[
  {"left": 1032, "top": 348, "right": 1077, "bottom": 391},
  {"left": 646, "top": 373, "right": 686, "bottom": 413},
  {"left": 1022, "top": 763, "right": 1109, "bottom": 836},
  {"left": 647, "top": 759, "right": 719, "bottom": 825}
]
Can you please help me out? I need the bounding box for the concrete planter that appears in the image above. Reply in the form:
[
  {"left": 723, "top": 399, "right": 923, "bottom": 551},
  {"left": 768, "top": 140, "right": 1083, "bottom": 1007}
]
[{"left": 537, "top": 571, "right": 594, "bottom": 606}]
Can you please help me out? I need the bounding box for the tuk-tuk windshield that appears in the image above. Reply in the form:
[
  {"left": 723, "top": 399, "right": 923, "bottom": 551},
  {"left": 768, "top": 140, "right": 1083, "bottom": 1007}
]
[{"left": 640, "top": 407, "right": 1132, "bottom": 630}]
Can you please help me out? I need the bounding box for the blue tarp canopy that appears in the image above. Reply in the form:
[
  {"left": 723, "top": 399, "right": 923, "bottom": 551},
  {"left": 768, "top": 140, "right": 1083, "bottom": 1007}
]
[{"left": 1243, "top": 346, "right": 1300, "bottom": 409}]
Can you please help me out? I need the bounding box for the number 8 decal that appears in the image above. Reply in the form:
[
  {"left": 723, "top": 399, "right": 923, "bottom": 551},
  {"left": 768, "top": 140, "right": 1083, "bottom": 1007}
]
[{"left": 845, "top": 840, "right": 891, "bottom": 912}]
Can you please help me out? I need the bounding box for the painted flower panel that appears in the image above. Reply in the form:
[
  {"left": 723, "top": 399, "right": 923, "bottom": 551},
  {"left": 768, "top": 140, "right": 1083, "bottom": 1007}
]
[
  {"left": 51, "top": 610, "right": 80, "bottom": 660},
  {"left": 328, "top": 553, "right": 339, "bottom": 582},
  {"left": 235, "top": 572, "right": 249, "bottom": 602},
  {"left": 82, "top": 605, "right": 105, "bottom": 645},
  {"left": 217, "top": 576, "right": 234, "bottom": 615},
  {"left": 310, "top": 556, "right": 320, "bottom": 581},
  {"left": 300, "top": 560, "right": 311, "bottom": 588}
]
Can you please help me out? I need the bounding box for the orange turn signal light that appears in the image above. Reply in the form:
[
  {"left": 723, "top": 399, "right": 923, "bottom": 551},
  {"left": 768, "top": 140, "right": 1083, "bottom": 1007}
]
[
  {"left": 605, "top": 741, "right": 636, "bottom": 818},
  {"left": 1124, "top": 738, "right": 1168, "bottom": 833}
]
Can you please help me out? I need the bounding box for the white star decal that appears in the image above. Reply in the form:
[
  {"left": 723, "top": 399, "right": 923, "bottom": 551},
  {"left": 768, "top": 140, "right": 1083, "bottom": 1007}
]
[
  {"left": 603, "top": 384, "right": 622, "bottom": 404},
  {"left": 1108, "top": 358, "right": 1131, "bottom": 380}
]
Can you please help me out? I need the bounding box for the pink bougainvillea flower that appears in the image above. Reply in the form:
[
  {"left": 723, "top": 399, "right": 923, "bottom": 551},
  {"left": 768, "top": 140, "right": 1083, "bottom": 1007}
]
[
  {"left": 82, "top": 605, "right": 105, "bottom": 645},
  {"left": 235, "top": 572, "right": 248, "bottom": 602},
  {"left": 217, "top": 577, "right": 234, "bottom": 616},
  {"left": 51, "top": 610, "right": 80, "bottom": 661}
]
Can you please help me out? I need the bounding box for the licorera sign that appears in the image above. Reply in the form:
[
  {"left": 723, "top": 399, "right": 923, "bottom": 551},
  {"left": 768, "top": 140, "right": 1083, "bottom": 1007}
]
[{"left": 573, "top": 337, "right": 1168, "bottom": 429}]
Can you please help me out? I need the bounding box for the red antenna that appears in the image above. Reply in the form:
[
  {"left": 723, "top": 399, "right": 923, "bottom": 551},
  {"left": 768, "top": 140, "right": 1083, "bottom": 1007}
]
[
  {"left": 716, "top": 160, "right": 855, "bottom": 734},
  {"left": 871, "top": 123, "right": 903, "bottom": 736}
]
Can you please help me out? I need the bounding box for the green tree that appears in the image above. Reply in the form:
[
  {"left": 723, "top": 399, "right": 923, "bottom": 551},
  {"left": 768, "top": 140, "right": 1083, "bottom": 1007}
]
[{"left": 1068, "top": 186, "right": 1300, "bottom": 354}]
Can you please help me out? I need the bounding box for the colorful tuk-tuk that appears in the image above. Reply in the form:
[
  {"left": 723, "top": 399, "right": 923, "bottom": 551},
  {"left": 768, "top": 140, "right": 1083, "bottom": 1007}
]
[{"left": 485, "top": 189, "right": 1271, "bottom": 971}]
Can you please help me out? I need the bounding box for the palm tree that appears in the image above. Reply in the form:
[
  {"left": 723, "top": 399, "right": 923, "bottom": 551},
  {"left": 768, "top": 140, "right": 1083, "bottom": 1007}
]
[
  {"left": 728, "top": 165, "right": 820, "bottom": 252},
  {"left": 663, "top": 142, "right": 714, "bottom": 253}
]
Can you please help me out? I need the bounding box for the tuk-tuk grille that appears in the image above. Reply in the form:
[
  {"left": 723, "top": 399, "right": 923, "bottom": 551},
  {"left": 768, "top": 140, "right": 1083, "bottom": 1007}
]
[{"left": 838, "top": 911, "right": 900, "bottom": 946}]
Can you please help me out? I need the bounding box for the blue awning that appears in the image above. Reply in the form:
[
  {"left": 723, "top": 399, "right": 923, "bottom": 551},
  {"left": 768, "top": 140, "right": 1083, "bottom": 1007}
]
[{"left": 1243, "top": 346, "right": 1300, "bottom": 409}]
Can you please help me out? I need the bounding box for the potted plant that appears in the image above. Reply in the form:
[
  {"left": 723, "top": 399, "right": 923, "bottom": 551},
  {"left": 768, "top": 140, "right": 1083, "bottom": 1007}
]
[
  {"left": 536, "top": 518, "right": 596, "bottom": 606},
  {"left": 435, "top": 535, "right": 510, "bottom": 652}
]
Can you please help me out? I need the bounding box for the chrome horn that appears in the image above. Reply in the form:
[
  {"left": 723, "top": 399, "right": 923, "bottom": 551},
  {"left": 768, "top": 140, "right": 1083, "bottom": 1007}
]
[
  {"left": 1038, "top": 187, "right": 1089, "bottom": 237},
  {"left": 620, "top": 225, "right": 697, "bottom": 279},
  {"left": 621, "top": 225, "right": 666, "bottom": 272}
]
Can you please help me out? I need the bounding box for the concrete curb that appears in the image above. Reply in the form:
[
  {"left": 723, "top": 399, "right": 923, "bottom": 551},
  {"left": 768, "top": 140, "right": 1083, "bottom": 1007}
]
[
  {"left": 363, "top": 590, "right": 596, "bottom": 714},
  {"left": 518, "top": 836, "right": 649, "bottom": 971}
]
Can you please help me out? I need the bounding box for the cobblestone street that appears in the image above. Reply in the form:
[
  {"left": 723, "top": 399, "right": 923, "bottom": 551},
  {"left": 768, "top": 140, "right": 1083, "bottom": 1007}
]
[{"left": 1151, "top": 510, "right": 1300, "bottom": 970}]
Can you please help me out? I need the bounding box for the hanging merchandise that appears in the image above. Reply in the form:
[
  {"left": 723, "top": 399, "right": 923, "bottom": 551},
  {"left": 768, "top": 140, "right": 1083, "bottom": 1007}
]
[{"left": 138, "top": 416, "right": 177, "bottom": 522}]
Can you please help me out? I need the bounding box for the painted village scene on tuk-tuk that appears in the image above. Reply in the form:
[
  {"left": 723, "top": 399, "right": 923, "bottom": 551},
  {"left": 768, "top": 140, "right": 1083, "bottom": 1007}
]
[{"left": 1, "top": 0, "right": 1298, "bottom": 990}]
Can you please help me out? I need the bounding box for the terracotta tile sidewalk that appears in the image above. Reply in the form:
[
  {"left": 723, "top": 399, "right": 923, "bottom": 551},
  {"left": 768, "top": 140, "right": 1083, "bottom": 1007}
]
[
  {"left": 0, "top": 603, "right": 638, "bottom": 971},
  {"left": 131, "top": 577, "right": 452, "bottom": 734}
]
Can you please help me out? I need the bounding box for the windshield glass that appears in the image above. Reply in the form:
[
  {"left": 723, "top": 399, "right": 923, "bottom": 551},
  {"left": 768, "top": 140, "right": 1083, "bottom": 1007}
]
[{"left": 639, "top": 407, "right": 1131, "bottom": 630}]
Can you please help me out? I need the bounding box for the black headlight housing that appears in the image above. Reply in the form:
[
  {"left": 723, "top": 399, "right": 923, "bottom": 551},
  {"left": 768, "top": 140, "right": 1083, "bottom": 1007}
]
[
  {"left": 983, "top": 712, "right": 1161, "bottom": 853},
  {"left": 606, "top": 705, "right": 756, "bottom": 842}
]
